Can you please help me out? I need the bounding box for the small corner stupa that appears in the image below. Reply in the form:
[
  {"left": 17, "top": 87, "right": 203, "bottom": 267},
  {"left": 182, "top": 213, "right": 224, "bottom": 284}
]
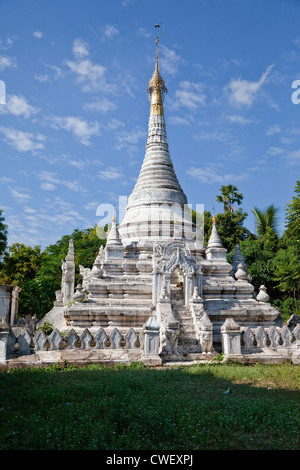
[{"left": 40, "top": 33, "right": 281, "bottom": 359}]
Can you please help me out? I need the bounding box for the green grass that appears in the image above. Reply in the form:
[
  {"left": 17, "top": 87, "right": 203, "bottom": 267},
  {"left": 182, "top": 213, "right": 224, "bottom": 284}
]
[{"left": 0, "top": 362, "right": 299, "bottom": 450}]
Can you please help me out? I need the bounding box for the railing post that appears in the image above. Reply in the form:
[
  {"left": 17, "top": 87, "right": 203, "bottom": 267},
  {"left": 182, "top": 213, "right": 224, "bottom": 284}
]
[
  {"left": 142, "top": 317, "right": 162, "bottom": 365},
  {"left": 221, "top": 318, "right": 242, "bottom": 358},
  {"left": 0, "top": 319, "right": 10, "bottom": 364}
]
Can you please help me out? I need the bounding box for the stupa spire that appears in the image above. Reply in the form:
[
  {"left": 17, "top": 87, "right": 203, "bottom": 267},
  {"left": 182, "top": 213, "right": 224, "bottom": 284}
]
[
  {"left": 147, "top": 34, "right": 167, "bottom": 116},
  {"left": 207, "top": 216, "right": 223, "bottom": 249},
  {"left": 118, "top": 30, "right": 191, "bottom": 244},
  {"left": 106, "top": 207, "right": 121, "bottom": 246}
]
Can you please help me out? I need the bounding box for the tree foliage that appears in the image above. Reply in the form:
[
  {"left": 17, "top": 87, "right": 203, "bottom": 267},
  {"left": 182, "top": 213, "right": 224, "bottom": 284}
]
[
  {"left": 0, "top": 209, "right": 8, "bottom": 264},
  {"left": 239, "top": 227, "right": 280, "bottom": 298},
  {"left": 0, "top": 243, "right": 41, "bottom": 286},
  {"left": 284, "top": 180, "right": 300, "bottom": 242},
  {"left": 252, "top": 204, "right": 279, "bottom": 236},
  {"left": 214, "top": 208, "right": 254, "bottom": 252},
  {"left": 0, "top": 227, "right": 106, "bottom": 319},
  {"left": 216, "top": 184, "right": 243, "bottom": 212}
]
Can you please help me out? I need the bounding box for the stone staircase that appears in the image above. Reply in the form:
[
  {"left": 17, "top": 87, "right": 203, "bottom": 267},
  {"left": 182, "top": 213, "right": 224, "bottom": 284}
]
[
  {"left": 176, "top": 307, "right": 201, "bottom": 354},
  {"left": 170, "top": 287, "right": 201, "bottom": 355}
]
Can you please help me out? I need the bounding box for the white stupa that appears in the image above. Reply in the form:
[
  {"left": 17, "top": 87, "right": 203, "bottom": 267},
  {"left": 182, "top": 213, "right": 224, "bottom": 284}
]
[{"left": 42, "top": 35, "right": 281, "bottom": 359}]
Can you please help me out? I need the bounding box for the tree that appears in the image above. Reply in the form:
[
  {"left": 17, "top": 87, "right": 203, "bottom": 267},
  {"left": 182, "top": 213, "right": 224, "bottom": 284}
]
[
  {"left": 269, "top": 182, "right": 300, "bottom": 319},
  {"left": 0, "top": 227, "right": 107, "bottom": 320},
  {"left": 43, "top": 226, "right": 106, "bottom": 286},
  {"left": 215, "top": 208, "right": 254, "bottom": 252},
  {"left": 239, "top": 227, "right": 279, "bottom": 298},
  {"left": 285, "top": 180, "right": 300, "bottom": 243},
  {"left": 0, "top": 209, "right": 8, "bottom": 264},
  {"left": 216, "top": 184, "right": 243, "bottom": 213},
  {"left": 191, "top": 209, "right": 213, "bottom": 245},
  {"left": 192, "top": 207, "right": 253, "bottom": 252},
  {"left": 252, "top": 204, "right": 279, "bottom": 237},
  {"left": 273, "top": 242, "right": 300, "bottom": 301},
  {"left": 0, "top": 243, "right": 42, "bottom": 318},
  {"left": 0, "top": 243, "right": 41, "bottom": 286}
]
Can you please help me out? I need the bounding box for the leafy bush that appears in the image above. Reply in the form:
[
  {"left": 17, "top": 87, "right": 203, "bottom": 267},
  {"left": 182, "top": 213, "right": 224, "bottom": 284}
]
[{"left": 37, "top": 321, "right": 53, "bottom": 335}]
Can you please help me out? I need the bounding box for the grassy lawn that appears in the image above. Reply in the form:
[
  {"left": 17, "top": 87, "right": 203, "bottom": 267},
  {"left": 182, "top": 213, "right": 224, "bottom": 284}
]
[{"left": 0, "top": 362, "right": 299, "bottom": 450}]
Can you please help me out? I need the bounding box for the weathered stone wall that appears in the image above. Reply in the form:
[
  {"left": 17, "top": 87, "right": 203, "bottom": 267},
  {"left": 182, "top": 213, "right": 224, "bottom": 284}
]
[
  {"left": 0, "top": 317, "right": 162, "bottom": 368},
  {"left": 1, "top": 315, "right": 300, "bottom": 369}
]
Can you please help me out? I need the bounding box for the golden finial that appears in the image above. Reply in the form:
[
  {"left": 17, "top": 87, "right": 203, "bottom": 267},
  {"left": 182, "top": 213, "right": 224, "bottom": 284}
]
[
  {"left": 212, "top": 206, "right": 217, "bottom": 223},
  {"left": 112, "top": 206, "right": 117, "bottom": 223},
  {"left": 155, "top": 33, "right": 159, "bottom": 62},
  {"left": 147, "top": 26, "right": 167, "bottom": 115}
]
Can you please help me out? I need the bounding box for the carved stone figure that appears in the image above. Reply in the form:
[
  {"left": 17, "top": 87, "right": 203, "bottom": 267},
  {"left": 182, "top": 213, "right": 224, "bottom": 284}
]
[{"left": 61, "top": 239, "right": 75, "bottom": 305}]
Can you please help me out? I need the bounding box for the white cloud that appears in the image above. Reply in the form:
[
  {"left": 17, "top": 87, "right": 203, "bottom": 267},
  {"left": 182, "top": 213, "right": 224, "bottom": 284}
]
[
  {"left": 0, "top": 127, "right": 46, "bottom": 152},
  {"left": 37, "top": 170, "right": 88, "bottom": 193},
  {"left": 99, "top": 167, "right": 123, "bottom": 180},
  {"left": 225, "top": 64, "right": 275, "bottom": 107},
  {"left": 0, "top": 55, "right": 17, "bottom": 71},
  {"left": 101, "top": 24, "right": 119, "bottom": 42},
  {"left": 63, "top": 180, "right": 88, "bottom": 193},
  {"left": 137, "top": 27, "right": 151, "bottom": 38},
  {"left": 83, "top": 97, "right": 117, "bottom": 113},
  {"left": 0, "top": 35, "right": 16, "bottom": 50},
  {"left": 169, "top": 116, "right": 191, "bottom": 126},
  {"left": 10, "top": 188, "right": 32, "bottom": 202},
  {"left": 41, "top": 182, "right": 56, "bottom": 191},
  {"left": 34, "top": 64, "right": 64, "bottom": 83},
  {"left": 225, "top": 114, "right": 256, "bottom": 125},
  {"left": 159, "top": 45, "right": 184, "bottom": 76},
  {"left": 1, "top": 94, "right": 39, "bottom": 118},
  {"left": 24, "top": 206, "right": 36, "bottom": 214},
  {"left": 194, "top": 131, "right": 229, "bottom": 142},
  {"left": 265, "top": 124, "right": 281, "bottom": 136},
  {"left": 114, "top": 127, "right": 145, "bottom": 154},
  {"left": 65, "top": 38, "right": 106, "bottom": 91},
  {"left": 121, "top": 0, "right": 135, "bottom": 6},
  {"left": 267, "top": 147, "right": 284, "bottom": 155},
  {"left": 106, "top": 118, "right": 124, "bottom": 131},
  {"left": 72, "top": 38, "right": 89, "bottom": 58},
  {"left": 173, "top": 81, "right": 206, "bottom": 111},
  {"left": 292, "top": 36, "right": 300, "bottom": 48},
  {"left": 33, "top": 31, "right": 43, "bottom": 39},
  {"left": 286, "top": 149, "right": 300, "bottom": 164},
  {"left": 186, "top": 164, "right": 248, "bottom": 184},
  {"left": 48, "top": 115, "right": 101, "bottom": 145},
  {"left": 34, "top": 74, "right": 49, "bottom": 82},
  {"left": 65, "top": 57, "right": 108, "bottom": 92},
  {"left": 84, "top": 200, "right": 101, "bottom": 212},
  {"left": 67, "top": 157, "right": 102, "bottom": 170},
  {"left": 0, "top": 176, "right": 15, "bottom": 183},
  {"left": 37, "top": 171, "right": 59, "bottom": 190}
]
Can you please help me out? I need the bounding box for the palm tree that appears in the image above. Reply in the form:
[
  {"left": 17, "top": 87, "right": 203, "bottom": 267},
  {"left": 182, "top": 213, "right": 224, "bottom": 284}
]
[
  {"left": 216, "top": 185, "right": 243, "bottom": 212},
  {"left": 252, "top": 204, "right": 279, "bottom": 236}
]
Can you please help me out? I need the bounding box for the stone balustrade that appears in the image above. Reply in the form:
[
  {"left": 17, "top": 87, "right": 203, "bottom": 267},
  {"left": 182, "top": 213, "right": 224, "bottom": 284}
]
[
  {"left": 220, "top": 316, "right": 300, "bottom": 363},
  {"left": 1, "top": 315, "right": 300, "bottom": 367},
  {"left": 0, "top": 317, "right": 162, "bottom": 366},
  {"left": 241, "top": 324, "right": 300, "bottom": 352}
]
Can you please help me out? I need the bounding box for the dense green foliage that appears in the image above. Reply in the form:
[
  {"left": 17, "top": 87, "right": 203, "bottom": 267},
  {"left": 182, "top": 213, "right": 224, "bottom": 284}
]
[
  {"left": 0, "top": 182, "right": 299, "bottom": 322},
  {"left": 216, "top": 184, "right": 243, "bottom": 212},
  {"left": 0, "top": 208, "right": 8, "bottom": 264},
  {"left": 285, "top": 180, "right": 300, "bottom": 241},
  {"left": 0, "top": 363, "right": 299, "bottom": 450},
  {"left": 0, "top": 227, "right": 106, "bottom": 319},
  {"left": 252, "top": 204, "right": 279, "bottom": 237}
]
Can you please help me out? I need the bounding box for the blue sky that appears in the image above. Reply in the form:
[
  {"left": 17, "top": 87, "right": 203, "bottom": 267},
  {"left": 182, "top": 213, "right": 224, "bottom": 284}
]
[{"left": 0, "top": 0, "right": 299, "bottom": 249}]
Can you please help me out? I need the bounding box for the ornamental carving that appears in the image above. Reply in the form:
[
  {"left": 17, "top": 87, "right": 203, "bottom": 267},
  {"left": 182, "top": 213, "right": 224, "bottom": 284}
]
[{"left": 156, "top": 241, "right": 195, "bottom": 275}]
